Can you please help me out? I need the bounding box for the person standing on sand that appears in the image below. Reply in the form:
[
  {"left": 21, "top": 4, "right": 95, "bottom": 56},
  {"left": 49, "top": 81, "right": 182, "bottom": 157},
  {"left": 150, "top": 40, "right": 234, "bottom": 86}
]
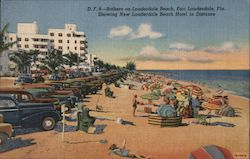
[{"left": 132, "top": 95, "right": 138, "bottom": 117}]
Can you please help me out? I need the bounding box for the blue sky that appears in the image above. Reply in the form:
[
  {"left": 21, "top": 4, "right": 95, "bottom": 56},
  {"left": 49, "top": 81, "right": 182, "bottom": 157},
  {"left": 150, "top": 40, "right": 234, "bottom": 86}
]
[{"left": 1, "top": 0, "right": 249, "bottom": 69}]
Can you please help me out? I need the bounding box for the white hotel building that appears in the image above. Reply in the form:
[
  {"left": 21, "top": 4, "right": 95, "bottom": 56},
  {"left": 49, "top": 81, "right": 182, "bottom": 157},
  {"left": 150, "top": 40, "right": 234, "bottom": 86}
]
[{"left": 1, "top": 21, "right": 97, "bottom": 75}]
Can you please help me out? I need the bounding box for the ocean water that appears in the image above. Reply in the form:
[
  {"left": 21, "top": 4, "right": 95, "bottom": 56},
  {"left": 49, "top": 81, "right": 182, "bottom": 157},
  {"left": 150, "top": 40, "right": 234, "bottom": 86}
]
[{"left": 139, "top": 70, "right": 250, "bottom": 99}]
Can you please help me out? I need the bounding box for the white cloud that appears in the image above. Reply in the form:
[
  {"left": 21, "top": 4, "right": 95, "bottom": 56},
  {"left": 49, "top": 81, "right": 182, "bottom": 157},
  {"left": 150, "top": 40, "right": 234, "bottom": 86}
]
[
  {"left": 187, "top": 57, "right": 215, "bottom": 63},
  {"left": 203, "top": 42, "right": 240, "bottom": 53},
  {"left": 169, "top": 42, "right": 195, "bottom": 51},
  {"left": 108, "top": 25, "right": 132, "bottom": 38},
  {"left": 136, "top": 46, "right": 180, "bottom": 61},
  {"left": 130, "top": 23, "right": 163, "bottom": 39},
  {"left": 139, "top": 46, "right": 160, "bottom": 56},
  {"left": 108, "top": 23, "right": 163, "bottom": 40}
]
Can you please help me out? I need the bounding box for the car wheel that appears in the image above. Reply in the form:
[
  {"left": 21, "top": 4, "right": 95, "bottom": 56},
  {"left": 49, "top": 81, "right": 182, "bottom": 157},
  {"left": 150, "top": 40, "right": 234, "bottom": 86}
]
[
  {"left": 0, "top": 132, "right": 8, "bottom": 146},
  {"left": 41, "top": 117, "right": 56, "bottom": 131}
]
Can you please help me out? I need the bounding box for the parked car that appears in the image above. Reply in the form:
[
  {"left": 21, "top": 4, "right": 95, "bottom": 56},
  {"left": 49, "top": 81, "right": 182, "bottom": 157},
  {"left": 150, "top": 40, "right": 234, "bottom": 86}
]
[
  {"left": 45, "top": 82, "right": 82, "bottom": 100},
  {"left": 0, "top": 88, "right": 60, "bottom": 110},
  {"left": 48, "top": 74, "right": 61, "bottom": 81},
  {"left": 26, "top": 88, "right": 78, "bottom": 111},
  {"left": 0, "top": 114, "right": 13, "bottom": 146},
  {"left": 32, "top": 74, "right": 45, "bottom": 83},
  {"left": 14, "top": 74, "right": 33, "bottom": 85},
  {"left": 0, "top": 95, "right": 61, "bottom": 131}
]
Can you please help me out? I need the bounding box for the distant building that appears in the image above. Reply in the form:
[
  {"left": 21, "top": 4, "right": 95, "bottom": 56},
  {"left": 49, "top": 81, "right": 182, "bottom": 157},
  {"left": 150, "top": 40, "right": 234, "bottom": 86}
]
[{"left": 2, "top": 21, "right": 95, "bottom": 74}]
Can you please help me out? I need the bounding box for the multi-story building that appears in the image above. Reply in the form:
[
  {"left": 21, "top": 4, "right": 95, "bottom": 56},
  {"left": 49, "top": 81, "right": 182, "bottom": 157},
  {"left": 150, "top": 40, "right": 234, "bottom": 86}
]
[
  {"left": 48, "top": 24, "right": 88, "bottom": 59},
  {"left": 1, "top": 21, "right": 94, "bottom": 74},
  {"left": 75, "top": 54, "right": 98, "bottom": 72},
  {"left": 7, "top": 21, "right": 52, "bottom": 65}
]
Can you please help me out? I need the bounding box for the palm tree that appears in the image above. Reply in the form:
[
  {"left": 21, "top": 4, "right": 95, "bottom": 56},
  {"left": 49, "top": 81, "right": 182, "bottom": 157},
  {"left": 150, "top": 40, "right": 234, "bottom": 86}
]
[
  {"left": 94, "top": 59, "right": 105, "bottom": 71},
  {"left": 30, "top": 50, "right": 40, "bottom": 69},
  {"left": 63, "top": 52, "right": 84, "bottom": 70},
  {"left": 125, "top": 61, "right": 136, "bottom": 71},
  {"left": 40, "top": 49, "right": 65, "bottom": 73},
  {"left": 0, "top": 24, "right": 16, "bottom": 54},
  {"left": 9, "top": 50, "right": 35, "bottom": 74}
]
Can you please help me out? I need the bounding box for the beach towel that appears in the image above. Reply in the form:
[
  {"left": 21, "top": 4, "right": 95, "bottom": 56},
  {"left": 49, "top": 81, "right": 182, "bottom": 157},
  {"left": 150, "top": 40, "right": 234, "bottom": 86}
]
[{"left": 215, "top": 105, "right": 235, "bottom": 117}]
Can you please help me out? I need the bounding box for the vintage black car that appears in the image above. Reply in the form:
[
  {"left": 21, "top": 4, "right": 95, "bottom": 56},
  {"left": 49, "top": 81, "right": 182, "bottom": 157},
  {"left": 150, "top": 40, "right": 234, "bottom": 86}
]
[
  {"left": 0, "top": 95, "right": 61, "bottom": 131},
  {"left": 14, "top": 74, "right": 33, "bottom": 85}
]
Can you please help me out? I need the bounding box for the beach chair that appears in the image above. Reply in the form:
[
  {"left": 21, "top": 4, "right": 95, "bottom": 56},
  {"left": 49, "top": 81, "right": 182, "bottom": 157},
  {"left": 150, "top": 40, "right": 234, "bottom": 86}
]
[{"left": 77, "top": 108, "right": 96, "bottom": 132}]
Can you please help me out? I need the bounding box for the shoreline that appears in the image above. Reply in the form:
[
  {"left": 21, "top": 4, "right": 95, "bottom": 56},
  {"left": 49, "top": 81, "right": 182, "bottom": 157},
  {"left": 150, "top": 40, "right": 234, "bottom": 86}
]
[{"left": 138, "top": 70, "right": 250, "bottom": 99}]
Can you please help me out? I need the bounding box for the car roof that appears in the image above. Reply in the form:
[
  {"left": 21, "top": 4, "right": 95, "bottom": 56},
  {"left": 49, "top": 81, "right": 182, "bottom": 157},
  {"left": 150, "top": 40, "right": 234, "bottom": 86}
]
[
  {"left": 21, "top": 84, "right": 52, "bottom": 89},
  {"left": 0, "top": 94, "right": 15, "bottom": 99},
  {"left": 26, "top": 88, "right": 49, "bottom": 93},
  {"left": 0, "top": 88, "right": 33, "bottom": 94}
]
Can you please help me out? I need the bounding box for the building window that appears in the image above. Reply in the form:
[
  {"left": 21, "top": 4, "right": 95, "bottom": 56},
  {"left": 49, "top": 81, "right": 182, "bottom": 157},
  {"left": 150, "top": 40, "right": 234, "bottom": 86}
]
[
  {"left": 67, "top": 34, "right": 71, "bottom": 37},
  {"left": 42, "top": 52, "right": 47, "bottom": 56},
  {"left": 80, "top": 47, "right": 84, "bottom": 50},
  {"left": 25, "top": 45, "right": 29, "bottom": 48},
  {"left": 59, "top": 46, "right": 63, "bottom": 50},
  {"left": 67, "top": 40, "right": 69, "bottom": 43},
  {"left": 34, "top": 38, "right": 38, "bottom": 42},
  {"left": 58, "top": 40, "right": 63, "bottom": 43},
  {"left": 80, "top": 41, "right": 85, "bottom": 44},
  {"left": 25, "top": 38, "right": 29, "bottom": 41},
  {"left": 67, "top": 46, "right": 69, "bottom": 50},
  {"left": 50, "top": 39, "right": 54, "bottom": 43},
  {"left": 17, "top": 38, "right": 21, "bottom": 41},
  {"left": 41, "top": 39, "right": 47, "bottom": 42},
  {"left": 58, "top": 33, "right": 62, "bottom": 37},
  {"left": 17, "top": 44, "right": 21, "bottom": 48},
  {"left": 50, "top": 33, "right": 54, "bottom": 36},
  {"left": 75, "top": 47, "right": 77, "bottom": 50},
  {"left": 10, "top": 37, "right": 13, "bottom": 41},
  {"left": 34, "top": 45, "right": 39, "bottom": 48},
  {"left": 75, "top": 40, "right": 77, "bottom": 44}
]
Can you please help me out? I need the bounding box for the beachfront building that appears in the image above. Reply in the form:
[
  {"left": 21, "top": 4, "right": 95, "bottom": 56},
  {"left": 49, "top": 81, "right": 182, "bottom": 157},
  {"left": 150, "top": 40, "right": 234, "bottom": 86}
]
[
  {"left": 7, "top": 21, "right": 52, "bottom": 67},
  {"left": 3, "top": 21, "right": 92, "bottom": 74},
  {"left": 48, "top": 24, "right": 88, "bottom": 59},
  {"left": 80, "top": 54, "right": 98, "bottom": 72}
]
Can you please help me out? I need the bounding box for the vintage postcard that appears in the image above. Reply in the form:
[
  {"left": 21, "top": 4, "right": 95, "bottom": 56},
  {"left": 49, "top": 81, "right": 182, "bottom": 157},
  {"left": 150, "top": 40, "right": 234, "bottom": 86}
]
[{"left": 0, "top": 0, "right": 249, "bottom": 158}]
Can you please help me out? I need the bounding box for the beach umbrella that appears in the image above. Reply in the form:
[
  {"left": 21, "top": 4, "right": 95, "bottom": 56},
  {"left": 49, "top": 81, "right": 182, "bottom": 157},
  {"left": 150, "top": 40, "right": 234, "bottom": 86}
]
[
  {"left": 140, "top": 92, "right": 160, "bottom": 100},
  {"left": 153, "top": 89, "right": 164, "bottom": 96},
  {"left": 176, "top": 92, "right": 186, "bottom": 101},
  {"left": 165, "top": 93, "right": 176, "bottom": 100},
  {"left": 192, "top": 89, "right": 203, "bottom": 96},
  {"left": 173, "top": 82, "right": 182, "bottom": 88},
  {"left": 188, "top": 145, "right": 234, "bottom": 159},
  {"left": 156, "top": 104, "right": 177, "bottom": 117}
]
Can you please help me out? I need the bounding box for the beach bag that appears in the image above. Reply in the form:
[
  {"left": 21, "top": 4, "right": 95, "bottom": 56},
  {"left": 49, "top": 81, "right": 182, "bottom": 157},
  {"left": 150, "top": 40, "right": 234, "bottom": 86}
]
[
  {"left": 188, "top": 145, "right": 234, "bottom": 159},
  {"left": 216, "top": 105, "right": 235, "bottom": 117}
]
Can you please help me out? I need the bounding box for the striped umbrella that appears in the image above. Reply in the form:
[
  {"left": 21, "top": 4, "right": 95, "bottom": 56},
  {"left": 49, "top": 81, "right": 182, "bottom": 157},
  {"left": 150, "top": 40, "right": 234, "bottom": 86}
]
[{"left": 189, "top": 145, "right": 234, "bottom": 159}]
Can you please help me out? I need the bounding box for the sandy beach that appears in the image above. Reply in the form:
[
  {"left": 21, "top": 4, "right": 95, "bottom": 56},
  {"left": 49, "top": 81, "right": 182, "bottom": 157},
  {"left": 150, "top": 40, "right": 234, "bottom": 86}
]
[{"left": 0, "top": 76, "right": 249, "bottom": 159}]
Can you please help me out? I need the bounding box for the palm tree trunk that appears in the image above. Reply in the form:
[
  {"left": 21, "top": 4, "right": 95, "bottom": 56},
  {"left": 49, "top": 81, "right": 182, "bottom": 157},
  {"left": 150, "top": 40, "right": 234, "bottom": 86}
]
[{"left": 77, "top": 53, "right": 79, "bottom": 72}]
